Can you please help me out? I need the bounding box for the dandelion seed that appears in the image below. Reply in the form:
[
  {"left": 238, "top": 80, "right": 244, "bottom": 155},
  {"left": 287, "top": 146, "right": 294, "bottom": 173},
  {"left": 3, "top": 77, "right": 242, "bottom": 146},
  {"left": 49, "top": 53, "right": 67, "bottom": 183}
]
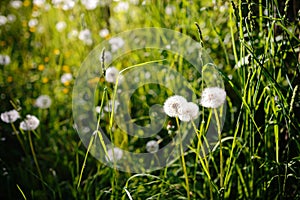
[
  {"left": 200, "top": 87, "right": 226, "bottom": 108},
  {"left": 55, "top": 21, "right": 67, "bottom": 32},
  {"left": 106, "top": 147, "right": 123, "bottom": 162},
  {"left": 1, "top": 109, "right": 20, "bottom": 123},
  {"left": 10, "top": 0, "right": 23, "bottom": 9},
  {"left": 28, "top": 18, "right": 38, "bottom": 27},
  {"left": 0, "top": 16, "right": 7, "bottom": 26},
  {"left": 178, "top": 102, "right": 199, "bottom": 122},
  {"left": 105, "top": 66, "right": 122, "bottom": 84},
  {"left": 78, "top": 29, "right": 92, "bottom": 45},
  {"left": 146, "top": 140, "right": 159, "bottom": 153},
  {"left": 0, "top": 55, "right": 11, "bottom": 65},
  {"left": 104, "top": 100, "right": 120, "bottom": 113},
  {"left": 60, "top": 73, "right": 72, "bottom": 84},
  {"left": 99, "top": 28, "right": 109, "bottom": 38},
  {"left": 35, "top": 95, "right": 52, "bottom": 109},
  {"left": 109, "top": 37, "right": 124, "bottom": 52},
  {"left": 163, "top": 95, "right": 188, "bottom": 117},
  {"left": 81, "top": 0, "right": 99, "bottom": 10},
  {"left": 20, "top": 115, "right": 40, "bottom": 131}
]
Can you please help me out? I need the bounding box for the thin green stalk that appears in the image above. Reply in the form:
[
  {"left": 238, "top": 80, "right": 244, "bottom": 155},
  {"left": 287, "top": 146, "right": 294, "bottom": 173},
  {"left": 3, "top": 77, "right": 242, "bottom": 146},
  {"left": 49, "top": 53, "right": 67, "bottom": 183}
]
[
  {"left": 175, "top": 117, "right": 190, "bottom": 200},
  {"left": 213, "top": 108, "right": 223, "bottom": 189},
  {"left": 28, "top": 130, "right": 43, "bottom": 183},
  {"left": 11, "top": 123, "right": 26, "bottom": 154}
]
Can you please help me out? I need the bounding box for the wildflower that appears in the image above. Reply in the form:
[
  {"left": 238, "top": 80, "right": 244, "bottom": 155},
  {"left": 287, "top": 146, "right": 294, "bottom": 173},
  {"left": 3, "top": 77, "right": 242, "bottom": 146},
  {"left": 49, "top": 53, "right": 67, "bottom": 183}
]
[
  {"left": 60, "top": 73, "right": 72, "bottom": 84},
  {"left": 106, "top": 147, "right": 123, "bottom": 162},
  {"left": 78, "top": 29, "right": 92, "bottom": 45},
  {"left": 20, "top": 115, "right": 40, "bottom": 131},
  {"left": 52, "top": 0, "right": 75, "bottom": 10},
  {"left": 108, "top": 37, "right": 124, "bottom": 52},
  {"left": 10, "top": 0, "right": 23, "bottom": 9},
  {"left": 99, "top": 28, "right": 109, "bottom": 38},
  {"left": 81, "top": 0, "right": 99, "bottom": 10},
  {"left": 68, "top": 29, "right": 78, "bottom": 39},
  {"left": 163, "top": 95, "right": 188, "bottom": 117},
  {"left": 146, "top": 140, "right": 159, "bottom": 153},
  {"left": 104, "top": 100, "right": 120, "bottom": 112},
  {"left": 7, "top": 14, "right": 16, "bottom": 23},
  {"left": 35, "top": 95, "right": 52, "bottom": 109},
  {"left": 0, "top": 55, "right": 11, "bottom": 65},
  {"left": 200, "top": 87, "right": 226, "bottom": 108},
  {"left": 55, "top": 21, "right": 67, "bottom": 32},
  {"left": 0, "top": 16, "right": 7, "bottom": 26},
  {"left": 1, "top": 109, "right": 20, "bottom": 123},
  {"left": 105, "top": 66, "right": 120, "bottom": 83},
  {"left": 178, "top": 102, "right": 199, "bottom": 122}
]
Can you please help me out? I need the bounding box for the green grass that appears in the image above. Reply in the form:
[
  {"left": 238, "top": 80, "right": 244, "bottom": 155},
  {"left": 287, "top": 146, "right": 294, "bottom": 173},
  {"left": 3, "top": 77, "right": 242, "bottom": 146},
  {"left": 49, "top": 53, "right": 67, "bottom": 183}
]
[{"left": 1, "top": 0, "right": 300, "bottom": 199}]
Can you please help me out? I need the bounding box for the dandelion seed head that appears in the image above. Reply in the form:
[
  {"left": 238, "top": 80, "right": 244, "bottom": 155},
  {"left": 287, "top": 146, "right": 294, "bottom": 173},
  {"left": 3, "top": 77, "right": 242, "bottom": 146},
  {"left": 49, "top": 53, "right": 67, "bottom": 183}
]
[
  {"left": 1, "top": 109, "right": 20, "bottom": 123},
  {"left": 109, "top": 37, "right": 124, "bottom": 52},
  {"left": 106, "top": 147, "right": 123, "bottom": 162},
  {"left": 0, "top": 55, "right": 11, "bottom": 65},
  {"left": 35, "top": 95, "right": 52, "bottom": 109},
  {"left": 55, "top": 21, "right": 67, "bottom": 32},
  {"left": 105, "top": 66, "right": 121, "bottom": 84},
  {"left": 60, "top": 73, "right": 72, "bottom": 84},
  {"left": 200, "top": 87, "right": 226, "bottom": 108},
  {"left": 81, "top": 0, "right": 99, "bottom": 10},
  {"left": 78, "top": 29, "right": 92, "bottom": 45},
  {"left": 0, "top": 16, "right": 7, "bottom": 26},
  {"left": 146, "top": 140, "right": 159, "bottom": 153},
  {"left": 99, "top": 28, "right": 109, "bottom": 38},
  {"left": 20, "top": 115, "right": 40, "bottom": 131},
  {"left": 178, "top": 102, "right": 199, "bottom": 122},
  {"left": 163, "top": 95, "right": 187, "bottom": 117},
  {"left": 10, "top": 0, "right": 23, "bottom": 9}
]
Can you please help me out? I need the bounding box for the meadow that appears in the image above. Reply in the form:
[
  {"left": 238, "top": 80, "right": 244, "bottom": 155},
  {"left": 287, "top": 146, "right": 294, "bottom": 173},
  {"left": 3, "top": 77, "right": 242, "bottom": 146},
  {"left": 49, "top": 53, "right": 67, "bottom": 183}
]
[{"left": 0, "top": 0, "right": 300, "bottom": 199}]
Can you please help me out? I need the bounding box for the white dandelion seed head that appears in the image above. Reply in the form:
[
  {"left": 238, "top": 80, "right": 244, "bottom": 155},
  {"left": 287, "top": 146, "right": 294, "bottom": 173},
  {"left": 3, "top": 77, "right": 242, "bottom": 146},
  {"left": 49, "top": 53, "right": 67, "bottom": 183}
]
[
  {"left": 104, "top": 100, "right": 120, "bottom": 113},
  {"left": 60, "top": 73, "right": 72, "bottom": 84},
  {"left": 55, "top": 21, "right": 67, "bottom": 32},
  {"left": 200, "top": 87, "right": 226, "bottom": 108},
  {"left": 10, "top": 0, "right": 23, "bottom": 9},
  {"left": 78, "top": 29, "right": 93, "bottom": 45},
  {"left": 146, "top": 140, "right": 159, "bottom": 153},
  {"left": 20, "top": 115, "right": 40, "bottom": 131},
  {"left": 1, "top": 109, "right": 20, "bottom": 123},
  {"left": 163, "top": 95, "right": 188, "bottom": 117},
  {"left": 108, "top": 37, "right": 125, "bottom": 52},
  {"left": 33, "top": 0, "right": 46, "bottom": 7},
  {"left": 114, "top": 1, "right": 129, "bottom": 12},
  {"left": 106, "top": 147, "right": 123, "bottom": 162},
  {"left": 165, "top": 5, "right": 176, "bottom": 15},
  {"left": 81, "top": 0, "right": 99, "bottom": 10},
  {"left": 178, "top": 102, "right": 199, "bottom": 122},
  {"left": 0, "top": 16, "right": 7, "bottom": 26},
  {"left": 105, "top": 66, "right": 121, "bottom": 84},
  {"left": 28, "top": 18, "right": 38, "bottom": 27},
  {"left": 0, "top": 55, "right": 11, "bottom": 65},
  {"left": 35, "top": 95, "right": 52, "bottom": 109},
  {"left": 7, "top": 14, "right": 16, "bottom": 23},
  {"left": 99, "top": 28, "right": 109, "bottom": 38}
]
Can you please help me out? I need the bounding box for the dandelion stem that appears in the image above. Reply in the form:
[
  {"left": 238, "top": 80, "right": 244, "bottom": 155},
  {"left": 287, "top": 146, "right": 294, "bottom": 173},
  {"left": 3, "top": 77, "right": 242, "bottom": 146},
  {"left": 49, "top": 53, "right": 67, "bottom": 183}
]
[
  {"left": 214, "top": 108, "right": 223, "bottom": 188},
  {"left": 28, "top": 131, "right": 43, "bottom": 183},
  {"left": 11, "top": 123, "right": 26, "bottom": 154},
  {"left": 176, "top": 117, "right": 190, "bottom": 200}
]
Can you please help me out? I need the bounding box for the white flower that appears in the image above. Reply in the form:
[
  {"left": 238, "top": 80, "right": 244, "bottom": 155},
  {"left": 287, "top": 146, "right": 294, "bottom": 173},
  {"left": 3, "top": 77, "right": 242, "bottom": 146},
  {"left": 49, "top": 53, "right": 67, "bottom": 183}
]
[
  {"left": 163, "top": 95, "right": 188, "bottom": 117},
  {"left": 52, "top": 0, "right": 75, "bottom": 10},
  {"left": 146, "top": 140, "right": 159, "bottom": 153},
  {"left": 200, "top": 87, "right": 226, "bottom": 108},
  {"left": 104, "top": 100, "right": 120, "bottom": 112},
  {"left": 0, "top": 16, "right": 7, "bottom": 26},
  {"left": 0, "top": 55, "right": 11, "bottom": 65},
  {"left": 99, "top": 28, "right": 109, "bottom": 38},
  {"left": 35, "top": 95, "right": 52, "bottom": 109},
  {"left": 106, "top": 147, "right": 123, "bottom": 162},
  {"left": 109, "top": 37, "right": 124, "bottom": 52},
  {"left": 20, "top": 115, "right": 40, "bottom": 131},
  {"left": 60, "top": 73, "right": 72, "bottom": 84},
  {"left": 105, "top": 66, "right": 121, "bottom": 83},
  {"left": 78, "top": 29, "right": 92, "bottom": 45},
  {"left": 28, "top": 18, "right": 38, "bottom": 27},
  {"left": 7, "top": 14, "right": 16, "bottom": 23},
  {"left": 178, "top": 102, "right": 199, "bottom": 122},
  {"left": 10, "top": 0, "right": 23, "bottom": 9},
  {"left": 81, "top": 0, "right": 99, "bottom": 10},
  {"left": 55, "top": 21, "right": 67, "bottom": 32},
  {"left": 1, "top": 110, "right": 20, "bottom": 123},
  {"left": 33, "top": 0, "right": 46, "bottom": 6},
  {"left": 68, "top": 29, "right": 78, "bottom": 39}
]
